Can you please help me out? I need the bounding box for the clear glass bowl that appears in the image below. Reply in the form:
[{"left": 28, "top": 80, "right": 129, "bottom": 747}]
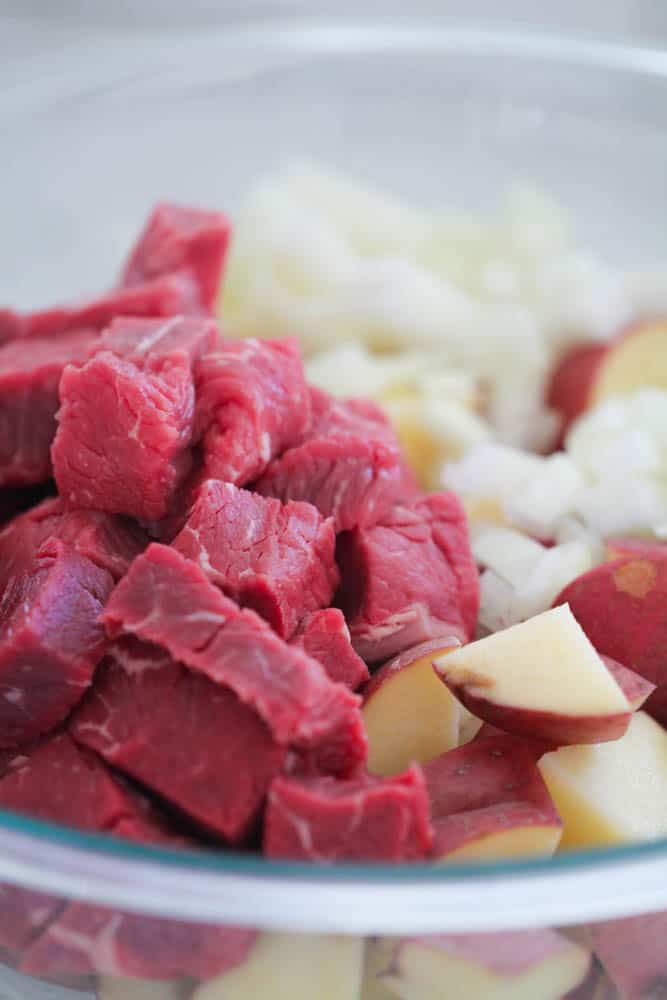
[{"left": 1, "top": 9, "right": 667, "bottom": 998}]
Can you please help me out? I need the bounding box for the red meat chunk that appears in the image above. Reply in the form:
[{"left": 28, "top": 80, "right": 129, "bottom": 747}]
[
  {"left": 290, "top": 609, "right": 369, "bottom": 690},
  {"left": 0, "top": 731, "right": 141, "bottom": 832},
  {"left": 0, "top": 271, "right": 202, "bottom": 345},
  {"left": 256, "top": 388, "right": 415, "bottom": 531},
  {"left": 0, "top": 539, "right": 113, "bottom": 747},
  {"left": 52, "top": 316, "right": 217, "bottom": 521},
  {"left": 0, "top": 885, "right": 61, "bottom": 955},
  {"left": 102, "top": 544, "right": 367, "bottom": 775},
  {"left": 21, "top": 901, "right": 256, "bottom": 981},
  {"left": 264, "top": 765, "right": 433, "bottom": 861},
  {"left": 173, "top": 480, "right": 338, "bottom": 638},
  {"left": 0, "top": 328, "right": 98, "bottom": 486},
  {"left": 0, "top": 497, "right": 146, "bottom": 581},
  {"left": 71, "top": 639, "right": 285, "bottom": 842},
  {"left": 194, "top": 337, "right": 311, "bottom": 486},
  {"left": 337, "top": 491, "right": 479, "bottom": 663},
  {"left": 121, "top": 201, "right": 231, "bottom": 313}
]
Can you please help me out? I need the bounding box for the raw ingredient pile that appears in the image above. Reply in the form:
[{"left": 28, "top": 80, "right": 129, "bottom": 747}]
[{"left": 0, "top": 163, "right": 666, "bottom": 904}]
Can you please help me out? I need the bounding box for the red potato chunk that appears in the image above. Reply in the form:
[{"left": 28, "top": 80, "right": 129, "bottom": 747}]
[
  {"left": 102, "top": 544, "right": 367, "bottom": 775},
  {"left": 422, "top": 733, "right": 561, "bottom": 861},
  {"left": 120, "top": 201, "right": 231, "bottom": 313},
  {"left": 0, "top": 539, "right": 113, "bottom": 747},
  {"left": 589, "top": 913, "right": 667, "bottom": 1000},
  {"left": 173, "top": 481, "right": 338, "bottom": 639},
  {"left": 290, "top": 608, "right": 369, "bottom": 691},
  {"left": 52, "top": 316, "right": 217, "bottom": 521},
  {"left": 545, "top": 342, "right": 609, "bottom": 445},
  {"left": 71, "top": 639, "right": 285, "bottom": 843},
  {"left": 264, "top": 764, "right": 433, "bottom": 861},
  {"left": 556, "top": 556, "right": 667, "bottom": 726},
  {"left": 338, "top": 491, "right": 479, "bottom": 663},
  {"left": 0, "top": 329, "right": 98, "bottom": 486},
  {"left": 194, "top": 337, "right": 311, "bottom": 487},
  {"left": 256, "top": 388, "right": 415, "bottom": 532}
]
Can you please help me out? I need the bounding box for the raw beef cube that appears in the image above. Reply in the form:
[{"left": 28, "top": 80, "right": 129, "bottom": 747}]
[
  {"left": 21, "top": 901, "right": 256, "bottom": 981},
  {"left": 1, "top": 272, "right": 202, "bottom": 344},
  {"left": 290, "top": 609, "right": 369, "bottom": 690},
  {"left": 0, "top": 885, "right": 62, "bottom": 954},
  {"left": 52, "top": 316, "right": 217, "bottom": 521},
  {"left": 0, "top": 731, "right": 140, "bottom": 832},
  {"left": 193, "top": 337, "right": 311, "bottom": 486},
  {"left": 102, "top": 545, "right": 367, "bottom": 774},
  {"left": 71, "top": 640, "right": 285, "bottom": 842},
  {"left": 99, "top": 314, "right": 217, "bottom": 369},
  {"left": 0, "top": 497, "right": 146, "bottom": 581},
  {"left": 173, "top": 481, "right": 338, "bottom": 638},
  {"left": 264, "top": 765, "right": 433, "bottom": 861},
  {"left": 121, "top": 202, "right": 231, "bottom": 312},
  {"left": 256, "top": 388, "right": 415, "bottom": 531},
  {"left": 0, "top": 328, "right": 98, "bottom": 486},
  {"left": 337, "top": 491, "right": 479, "bottom": 663},
  {"left": 0, "top": 539, "right": 113, "bottom": 747}
]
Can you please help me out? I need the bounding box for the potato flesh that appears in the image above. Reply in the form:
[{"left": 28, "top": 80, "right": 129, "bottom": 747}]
[
  {"left": 364, "top": 656, "right": 460, "bottom": 776},
  {"left": 435, "top": 605, "right": 628, "bottom": 716},
  {"left": 539, "top": 712, "right": 667, "bottom": 848},
  {"left": 192, "top": 932, "right": 363, "bottom": 1000}
]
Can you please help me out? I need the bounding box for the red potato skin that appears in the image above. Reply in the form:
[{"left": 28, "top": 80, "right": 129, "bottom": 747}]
[
  {"left": 600, "top": 654, "right": 655, "bottom": 711},
  {"left": 556, "top": 557, "right": 667, "bottom": 726},
  {"left": 361, "top": 637, "right": 461, "bottom": 704},
  {"left": 545, "top": 342, "right": 609, "bottom": 446},
  {"left": 422, "top": 732, "right": 556, "bottom": 818},
  {"left": 435, "top": 667, "right": 631, "bottom": 746},
  {"left": 432, "top": 798, "right": 562, "bottom": 859},
  {"left": 590, "top": 914, "right": 667, "bottom": 1000},
  {"left": 472, "top": 722, "right": 553, "bottom": 755}
]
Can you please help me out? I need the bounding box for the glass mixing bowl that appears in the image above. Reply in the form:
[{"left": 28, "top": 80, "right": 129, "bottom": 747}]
[{"left": 1, "top": 7, "right": 666, "bottom": 998}]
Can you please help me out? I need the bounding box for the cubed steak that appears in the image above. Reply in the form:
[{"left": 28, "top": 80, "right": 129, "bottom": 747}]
[
  {"left": 71, "top": 639, "right": 285, "bottom": 843},
  {"left": 0, "top": 539, "right": 113, "bottom": 747},
  {"left": 0, "top": 731, "right": 147, "bottom": 832},
  {"left": 120, "top": 201, "right": 231, "bottom": 313},
  {"left": 0, "top": 271, "right": 202, "bottom": 345},
  {"left": 0, "top": 497, "right": 147, "bottom": 582},
  {"left": 193, "top": 337, "right": 311, "bottom": 486},
  {"left": 290, "top": 609, "right": 369, "bottom": 690},
  {"left": 0, "top": 884, "right": 61, "bottom": 955},
  {"left": 102, "top": 544, "right": 367, "bottom": 774},
  {"left": 52, "top": 316, "right": 217, "bottom": 521},
  {"left": 173, "top": 481, "right": 338, "bottom": 638},
  {"left": 337, "top": 491, "right": 479, "bottom": 663},
  {"left": 0, "top": 328, "right": 98, "bottom": 486},
  {"left": 256, "top": 387, "right": 415, "bottom": 531},
  {"left": 21, "top": 901, "right": 256, "bottom": 982},
  {"left": 264, "top": 765, "right": 433, "bottom": 861}
]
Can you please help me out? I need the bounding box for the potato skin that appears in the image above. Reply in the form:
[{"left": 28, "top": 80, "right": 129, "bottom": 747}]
[{"left": 556, "top": 556, "right": 667, "bottom": 725}]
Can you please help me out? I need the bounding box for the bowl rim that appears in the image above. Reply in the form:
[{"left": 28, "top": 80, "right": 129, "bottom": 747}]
[
  {"left": 2, "top": 16, "right": 667, "bottom": 121},
  {"left": 2, "top": 807, "right": 667, "bottom": 932}
]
